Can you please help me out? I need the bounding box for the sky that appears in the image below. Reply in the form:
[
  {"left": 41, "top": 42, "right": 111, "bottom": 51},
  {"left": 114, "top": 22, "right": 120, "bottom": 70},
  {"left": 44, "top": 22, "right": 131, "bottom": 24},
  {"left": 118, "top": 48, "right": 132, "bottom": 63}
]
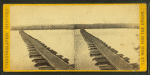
[{"left": 10, "top": 5, "right": 139, "bottom": 26}]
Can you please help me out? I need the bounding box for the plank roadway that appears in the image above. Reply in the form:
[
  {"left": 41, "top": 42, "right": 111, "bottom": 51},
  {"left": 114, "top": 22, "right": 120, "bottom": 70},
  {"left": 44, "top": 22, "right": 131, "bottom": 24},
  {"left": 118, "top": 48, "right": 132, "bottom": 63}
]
[
  {"left": 19, "top": 30, "right": 73, "bottom": 70},
  {"left": 80, "top": 29, "right": 133, "bottom": 70}
]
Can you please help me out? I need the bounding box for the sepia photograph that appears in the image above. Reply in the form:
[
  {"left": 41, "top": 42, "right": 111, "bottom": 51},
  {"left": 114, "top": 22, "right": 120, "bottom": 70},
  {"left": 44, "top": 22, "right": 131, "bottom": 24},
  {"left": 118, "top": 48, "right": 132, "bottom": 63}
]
[{"left": 9, "top": 4, "right": 140, "bottom": 70}]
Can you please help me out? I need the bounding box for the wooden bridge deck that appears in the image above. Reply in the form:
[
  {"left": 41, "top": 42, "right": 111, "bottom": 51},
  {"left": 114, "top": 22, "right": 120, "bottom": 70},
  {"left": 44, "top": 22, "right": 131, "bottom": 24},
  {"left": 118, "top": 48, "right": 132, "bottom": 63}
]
[{"left": 19, "top": 30, "right": 74, "bottom": 70}]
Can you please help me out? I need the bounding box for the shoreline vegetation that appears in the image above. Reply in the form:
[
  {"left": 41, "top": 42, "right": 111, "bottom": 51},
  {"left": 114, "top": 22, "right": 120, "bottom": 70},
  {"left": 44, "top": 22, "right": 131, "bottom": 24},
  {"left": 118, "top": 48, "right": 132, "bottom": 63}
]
[{"left": 11, "top": 23, "right": 139, "bottom": 30}]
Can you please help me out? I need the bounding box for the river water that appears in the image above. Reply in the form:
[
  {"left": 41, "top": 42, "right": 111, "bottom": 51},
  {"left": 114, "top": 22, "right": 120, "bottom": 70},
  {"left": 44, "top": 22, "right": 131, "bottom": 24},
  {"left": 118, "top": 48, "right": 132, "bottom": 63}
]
[{"left": 10, "top": 29, "right": 139, "bottom": 70}]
